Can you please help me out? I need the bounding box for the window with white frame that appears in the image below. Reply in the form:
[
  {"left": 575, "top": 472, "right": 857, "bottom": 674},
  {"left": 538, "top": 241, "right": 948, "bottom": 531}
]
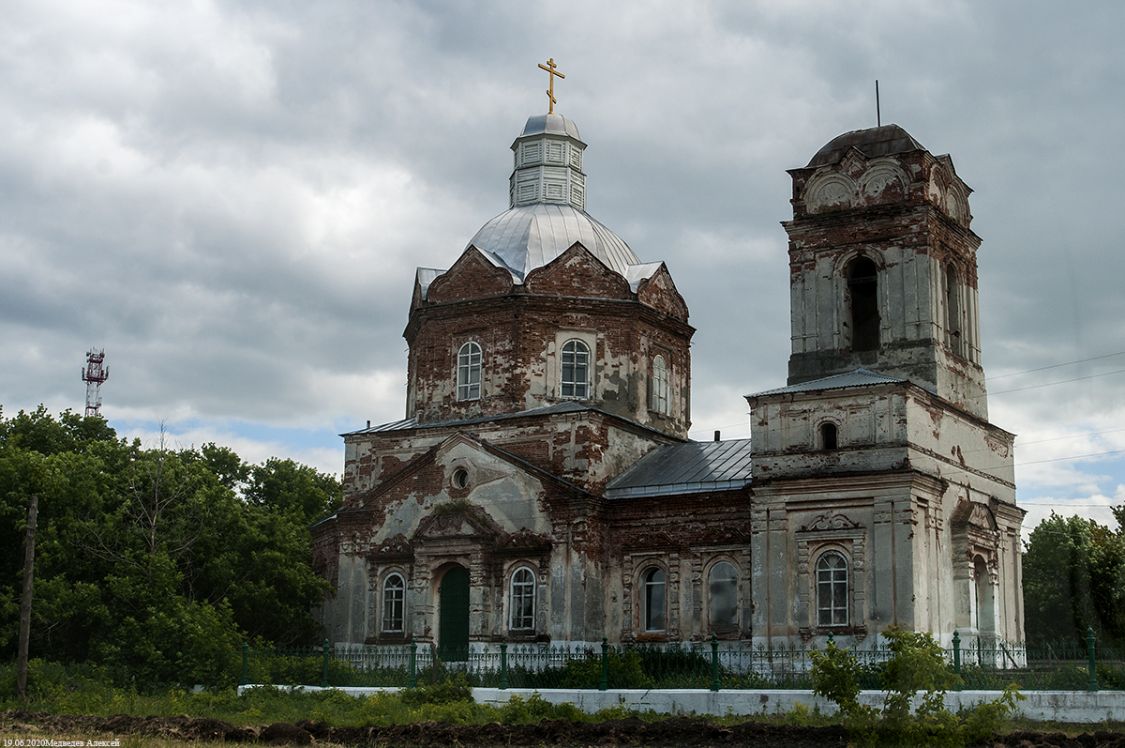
[
  {"left": 560, "top": 339, "right": 590, "bottom": 398},
  {"left": 650, "top": 355, "right": 669, "bottom": 414},
  {"left": 816, "top": 551, "right": 849, "bottom": 627},
  {"left": 456, "top": 341, "right": 482, "bottom": 401},
  {"left": 508, "top": 566, "right": 536, "bottom": 631},
  {"left": 708, "top": 561, "right": 738, "bottom": 632},
  {"left": 382, "top": 573, "right": 405, "bottom": 633},
  {"left": 642, "top": 566, "right": 666, "bottom": 631}
]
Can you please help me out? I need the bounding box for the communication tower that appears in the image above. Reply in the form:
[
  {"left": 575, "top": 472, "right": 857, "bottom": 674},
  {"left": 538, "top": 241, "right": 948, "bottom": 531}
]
[{"left": 81, "top": 349, "right": 109, "bottom": 417}]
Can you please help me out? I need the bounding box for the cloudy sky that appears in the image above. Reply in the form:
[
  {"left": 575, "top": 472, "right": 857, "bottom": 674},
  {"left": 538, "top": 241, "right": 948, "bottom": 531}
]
[{"left": 3, "top": 0, "right": 1123, "bottom": 534}]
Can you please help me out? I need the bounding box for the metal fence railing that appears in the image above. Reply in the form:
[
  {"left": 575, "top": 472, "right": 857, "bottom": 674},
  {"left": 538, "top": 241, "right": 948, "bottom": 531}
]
[{"left": 239, "top": 627, "right": 1124, "bottom": 693}]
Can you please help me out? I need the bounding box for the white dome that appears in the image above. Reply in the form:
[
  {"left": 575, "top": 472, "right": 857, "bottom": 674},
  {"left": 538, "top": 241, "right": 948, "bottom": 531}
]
[{"left": 467, "top": 203, "right": 639, "bottom": 280}]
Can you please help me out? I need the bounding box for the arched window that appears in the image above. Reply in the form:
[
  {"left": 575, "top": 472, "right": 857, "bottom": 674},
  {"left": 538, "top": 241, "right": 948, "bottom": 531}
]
[
  {"left": 560, "top": 340, "right": 590, "bottom": 398},
  {"left": 945, "top": 263, "right": 963, "bottom": 356},
  {"left": 456, "top": 342, "right": 482, "bottom": 401},
  {"left": 819, "top": 422, "right": 838, "bottom": 451},
  {"left": 650, "top": 355, "right": 669, "bottom": 414},
  {"left": 382, "top": 573, "right": 405, "bottom": 633},
  {"left": 847, "top": 257, "right": 879, "bottom": 352},
  {"left": 816, "top": 552, "right": 849, "bottom": 627},
  {"left": 973, "top": 556, "right": 994, "bottom": 636},
  {"left": 642, "top": 567, "right": 666, "bottom": 632},
  {"left": 508, "top": 566, "right": 536, "bottom": 631},
  {"left": 708, "top": 561, "right": 738, "bottom": 633}
]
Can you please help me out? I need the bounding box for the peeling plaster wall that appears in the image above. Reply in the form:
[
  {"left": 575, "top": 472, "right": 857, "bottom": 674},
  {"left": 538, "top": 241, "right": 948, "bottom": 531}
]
[
  {"left": 343, "top": 411, "right": 675, "bottom": 498},
  {"left": 746, "top": 379, "right": 1023, "bottom": 648},
  {"left": 784, "top": 145, "right": 988, "bottom": 419},
  {"left": 404, "top": 245, "right": 693, "bottom": 438}
]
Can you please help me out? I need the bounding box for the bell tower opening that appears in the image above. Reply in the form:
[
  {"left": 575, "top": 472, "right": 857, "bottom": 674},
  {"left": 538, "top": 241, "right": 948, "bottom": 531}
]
[
  {"left": 945, "top": 262, "right": 963, "bottom": 356},
  {"left": 847, "top": 257, "right": 879, "bottom": 353}
]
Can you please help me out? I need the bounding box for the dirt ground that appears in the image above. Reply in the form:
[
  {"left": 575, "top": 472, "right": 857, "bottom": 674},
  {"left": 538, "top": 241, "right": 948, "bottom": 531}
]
[{"left": 3, "top": 710, "right": 1125, "bottom": 747}]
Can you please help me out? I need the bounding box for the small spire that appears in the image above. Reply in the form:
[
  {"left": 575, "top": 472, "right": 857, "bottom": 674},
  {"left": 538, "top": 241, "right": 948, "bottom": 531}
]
[
  {"left": 538, "top": 57, "right": 566, "bottom": 114},
  {"left": 875, "top": 80, "right": 881, "bottom": 127}
]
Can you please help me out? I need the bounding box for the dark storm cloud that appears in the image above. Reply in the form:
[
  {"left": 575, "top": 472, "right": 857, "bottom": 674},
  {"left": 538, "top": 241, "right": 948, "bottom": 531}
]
[{"left": 2, "top": 0, "right": 1123, "bottom": 519}]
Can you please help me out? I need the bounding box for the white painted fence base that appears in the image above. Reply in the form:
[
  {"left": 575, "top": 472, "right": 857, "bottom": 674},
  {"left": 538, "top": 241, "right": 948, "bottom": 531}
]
[{"left": 237, "top": 685, "right": 1125, "bottom": 724}]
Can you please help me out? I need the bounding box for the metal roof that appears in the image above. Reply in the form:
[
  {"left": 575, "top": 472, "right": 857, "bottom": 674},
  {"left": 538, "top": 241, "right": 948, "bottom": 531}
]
[
  {"left": 605, "top": 439, "right": 753, "bottom": 499},
  {"left": 622, "top": 262, "right": 662, "bottom": 292},
  {"left": 748, "top": 368, "right": 908, "bottom": 398},
  {"left": 344, "top": 401, "right": 612, "bottom": 437},
  {"left": 468, "top": 203, "right": 640, "bottom": 281},
  {"left": 516, "top": 113, "right": 582, "bottom": 141},
  {"left": 807, "top": 124, "right": 925, "bottom": 168}
]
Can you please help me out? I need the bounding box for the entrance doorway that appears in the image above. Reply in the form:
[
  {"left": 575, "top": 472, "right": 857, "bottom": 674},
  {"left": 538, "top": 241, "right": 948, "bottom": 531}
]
[{"left": 438, "top": 565, "right": 470, "bottom": 661}]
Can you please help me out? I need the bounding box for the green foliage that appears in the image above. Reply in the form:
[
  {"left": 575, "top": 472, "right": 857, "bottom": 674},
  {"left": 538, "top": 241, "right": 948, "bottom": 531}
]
[
  {"left": 400, "top": 672, "right": 473, "bottom": 705},
  {"left": 1023, "top": 511, "right": 1125, "bottom": 647},
  {"left": 810, "top": 640, "right": 870, "bottom": 720},
  {"left": 0, "top": 406, "right": 341, "bottom": 687},
  {"left": 810, "top": 628, "right": 1023, "bottom": 747},
  {"left": 499, "top": 693, "right": 585, "bottom": 724}
]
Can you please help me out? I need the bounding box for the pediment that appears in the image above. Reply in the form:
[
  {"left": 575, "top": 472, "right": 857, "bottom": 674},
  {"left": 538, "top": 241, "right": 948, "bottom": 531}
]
[
  {"left": 951, "top": 500, "right": 997, "bottom": 532},
  {"left": 801, "top": 511, "right": 862, "bottom": 532},
  {"left": 413, "top": 501, "right": 504, "bottom": 544},
  {"left": 523, "top": 242, "right": 632, "bottom": 300},
  {"left": 426, "top": 247, "right": 514, "bottom": 303},
  {"left": 636, "top": 264, "right": 689, "bottom": 321},
  {"left": 368, "top": 533, "right": 414, "bottom": 560}
]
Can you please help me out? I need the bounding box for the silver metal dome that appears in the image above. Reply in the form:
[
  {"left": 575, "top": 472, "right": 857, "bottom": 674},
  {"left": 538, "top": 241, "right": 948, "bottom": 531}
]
[
  {"left": 467, "top": 203, "right": 639, "bottom": 280},
  {"left": 517, "top": 113, "right": 581, "bottom": 140}
]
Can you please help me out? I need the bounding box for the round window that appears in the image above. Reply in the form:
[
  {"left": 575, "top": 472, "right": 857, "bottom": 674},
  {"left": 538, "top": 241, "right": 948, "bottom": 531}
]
[{"left": 451, "top": 467, "right": 469, "bottom": 489}]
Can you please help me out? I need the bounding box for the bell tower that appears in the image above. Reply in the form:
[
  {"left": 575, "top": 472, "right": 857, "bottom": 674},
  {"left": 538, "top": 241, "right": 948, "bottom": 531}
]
[{"left": 782, "top": 124, "right": 988, "bottom": 418}]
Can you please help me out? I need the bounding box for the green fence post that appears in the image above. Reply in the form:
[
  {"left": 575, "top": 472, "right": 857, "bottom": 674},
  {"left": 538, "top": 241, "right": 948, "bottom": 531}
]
[
  {"left": 951, "top": 631, "right": 962, "bottom": 690},
  {"left": 499, "top": 642, "right": 509, "bottom": 690},
  {"left": 1086, "top": 626, "right": 1098, "bottom": 692},
  {"left": 599, "top": 639, "right": 609, "bottom": 691},
  {"left": 321, "top": 638, "right": 330, "bottom": 688},
  {"left": 710, "top": 634, "right": 720, "bottom": 692},
  {"left": 240, "top": 642, "right": 249, "bottom": 686},
  {"left": 408, "top": 643, "right": 418, "bottom": 688}
]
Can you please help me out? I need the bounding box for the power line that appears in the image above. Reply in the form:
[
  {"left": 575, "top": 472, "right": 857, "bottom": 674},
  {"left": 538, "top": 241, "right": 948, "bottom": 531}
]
[
  {"left": 986, "top": 350, "right": 1125, "bottom": 382},
  {"left": 1016, "top": 448, "right": 1125, "bottom": 467},
  {"left": 1016, "top": 426, "right": 1125, "bottom": 447},
  {"left": 991, "top": 367, "right": 1125, "bottom": 396},
  {"left": 1019, "top": 502, "right": 1121, "bottom": 507}
]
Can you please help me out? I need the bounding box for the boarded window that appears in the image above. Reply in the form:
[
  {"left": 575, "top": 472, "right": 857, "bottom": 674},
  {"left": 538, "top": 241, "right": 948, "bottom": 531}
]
[
  {"left": 708, "top": 561, "right": 738, "bottom": 633},
  {"left": 945, "top": 262, "right": 963, "bottom": 356},
  {"left": 643, "top": 567, "right": 666, "bottom": 632},
  {"left": 650, "top": 355, "right": 670, "bottom": 414}
]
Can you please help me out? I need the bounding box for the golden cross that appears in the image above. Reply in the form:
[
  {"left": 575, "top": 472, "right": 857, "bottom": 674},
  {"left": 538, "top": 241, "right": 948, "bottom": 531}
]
[{"left": 537, "top": 57, "right": 566, "bottom": 114}]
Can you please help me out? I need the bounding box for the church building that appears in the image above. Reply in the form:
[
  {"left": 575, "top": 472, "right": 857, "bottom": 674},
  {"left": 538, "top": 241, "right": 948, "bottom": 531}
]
[{"left": 312, "top": 71, "right": 1024, "bottom": 658}]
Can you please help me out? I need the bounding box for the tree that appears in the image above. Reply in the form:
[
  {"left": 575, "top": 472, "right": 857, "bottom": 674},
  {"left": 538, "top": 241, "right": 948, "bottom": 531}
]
[
  {"left": 0, "top": 406, "right": 341, "bottom": 686},
  {"left": 1022, "top": 511, "right": 1125, "bottom": 646}
]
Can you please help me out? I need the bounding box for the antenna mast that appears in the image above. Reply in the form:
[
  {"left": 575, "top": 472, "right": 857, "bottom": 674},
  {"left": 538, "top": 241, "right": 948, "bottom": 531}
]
[
  {"left": 876, "top": 80, "right": 881, "bottom": 127},
  {"left": 81, "top": 348, "right": 109, "bottom": 417}
]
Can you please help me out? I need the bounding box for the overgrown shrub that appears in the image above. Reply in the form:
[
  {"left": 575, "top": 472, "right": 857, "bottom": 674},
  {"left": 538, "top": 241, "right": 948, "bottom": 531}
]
[
  {"left": 400, "top": 672, "right": 473, "bottom": 705},
  {"left": 811, "top": 627, "right": 1024, "bottom": 747}
]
